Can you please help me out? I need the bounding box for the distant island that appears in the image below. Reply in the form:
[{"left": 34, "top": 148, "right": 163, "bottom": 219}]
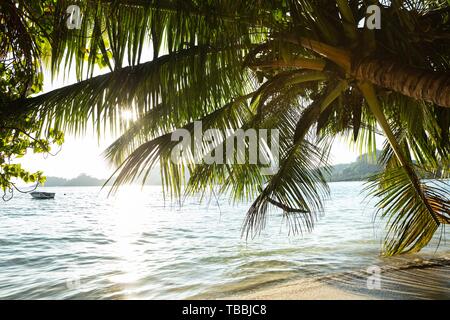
[
  {"left": 42, "top": 152, "right": 387, "bottom": 187},
  {"left": 42, "top": 174, "right": 108, "bottom": 187},
  {"left": 42, "top": 172, "right": 161, "bottom": 186},
  {"left": 42, "top": 171, "right": 164, "bottom": 187},
  {"left": 328, "top": 151, "right": 382, "bottom": 182}
]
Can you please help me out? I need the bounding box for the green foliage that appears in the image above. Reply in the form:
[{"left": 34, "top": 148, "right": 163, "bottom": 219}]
[
  {"left": 0, "top": 0, "right": 64, "bottom": 198},
  {"left": 366, "top": 159, "right": 450, "bottom": 255},
  {"left": 0, "top": 117, "right": 64, "bottom": 197},
  {"left": 0, "top": 0, "right": 449, "bottom": 254}
]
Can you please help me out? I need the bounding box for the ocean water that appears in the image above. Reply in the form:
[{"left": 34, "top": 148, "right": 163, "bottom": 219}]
[{"left": 0, "top": 182, "right": 448, "bottom": 299}]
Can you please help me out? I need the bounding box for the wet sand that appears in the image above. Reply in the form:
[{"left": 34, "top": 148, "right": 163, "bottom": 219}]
[
  {"left": 229, "top": 278, "right": 373, "bottom": 300},
  {"left": 229, "top": 256, "right": 450, "bottom": 300}
]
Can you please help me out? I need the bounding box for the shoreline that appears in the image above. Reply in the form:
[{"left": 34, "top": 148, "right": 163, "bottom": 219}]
[
  {"left": 227, "top": 256, "right": 450, "bottom": 300},
  {"left": 227, "top": 278, "right": 373, "bottom": 300}
]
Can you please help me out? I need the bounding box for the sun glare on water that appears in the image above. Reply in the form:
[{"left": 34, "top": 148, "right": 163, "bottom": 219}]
[{"left": 106, "top": 186, "right": 151, "bottom": 297}]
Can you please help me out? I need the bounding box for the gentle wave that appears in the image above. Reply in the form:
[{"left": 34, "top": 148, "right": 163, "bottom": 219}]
[{"left": 0, "top": 182, "right": 448, "bottom": 299}]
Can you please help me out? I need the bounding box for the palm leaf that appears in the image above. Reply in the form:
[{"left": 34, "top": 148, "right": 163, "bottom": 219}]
[
  {"left": 242, "top": 80, "right": 348, "bottom": 237},
  {"left": 106, "top": 93, "right": 254, "bottom": 196},
  {"left": 5, "top": 45, "right": 251, "bottom": 136},
  {"left": 366, "top": 162, "right": 449, "bottom": 255},
  {"left": 3, "top": 0, "right": 450, "bottom": 255},
  {"left": 360, "top": 82, "right": 449, "bottom": 255}
]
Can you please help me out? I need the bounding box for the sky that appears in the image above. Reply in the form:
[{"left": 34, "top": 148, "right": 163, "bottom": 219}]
[
  {"left": 21, "top": 131, "right": 369, "bottom": 180},
  {"left": 18, "top": 62, "right": 384, "bottom": 180}
]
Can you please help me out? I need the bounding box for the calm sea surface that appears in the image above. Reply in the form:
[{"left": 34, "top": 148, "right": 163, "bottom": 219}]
[{"left": 1, "top": 182, "right": 449, "bottom": 299}]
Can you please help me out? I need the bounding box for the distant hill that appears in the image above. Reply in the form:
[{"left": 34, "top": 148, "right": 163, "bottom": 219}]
[
  {"left": 42, "top": 152, "right": 385, "bottom": 186},
  {"left": 42, "top": 152, "right": 441, "bottom": 186},
  {"left": 42, "top": 171, "right": 162, "bottom": 187},
  {"left": 43, "top": 174, "right": 106, "bottom": 187},
  {"left": 328, "top": 151, "right": 382, "bottom": 182}
]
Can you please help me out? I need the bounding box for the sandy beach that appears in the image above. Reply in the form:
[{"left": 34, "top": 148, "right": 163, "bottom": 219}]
[
  {"left": 228, "top": 256, "right": 450, "bottom": 300},
  {"left": 228, "top": 278, "right": 372, "bottom": 300}
]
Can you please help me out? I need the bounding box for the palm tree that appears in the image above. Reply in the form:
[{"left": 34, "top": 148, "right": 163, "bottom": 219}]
[{"left": 2, "top": 0, "right": 449, "bottom": 255}]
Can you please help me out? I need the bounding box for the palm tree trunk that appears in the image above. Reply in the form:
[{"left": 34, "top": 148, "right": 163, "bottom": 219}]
[
  {"left": 283, "top": 35, "right": 449, "bottom": 108},
  {"left": 353, "top": 58, "right": 450, "bottom": 108}
]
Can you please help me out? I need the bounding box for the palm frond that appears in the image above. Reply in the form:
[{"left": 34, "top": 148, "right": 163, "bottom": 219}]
[
  {"left": 360, "top": 82, "right": 449, "bottom": 255},
  {"left": 242, "top": 81, "right": 348, "bottom": 237},
  {"left": 243, "top": 138, "right": 331, "bottom": 238},
  {"left": 366, "top": 162, "right": 449, "bottom": 255},
  {"left": 49, "top": 0, "right": 276, "bottom": 79},
  {"left": 5, "top": 44, "right": 251, "bottom": 136},
  {"left": 2, "top": 0, "right": 450, "bottom": 255},
  {"left": 107, "top": 93, "right": 254, "bottom": 196}
]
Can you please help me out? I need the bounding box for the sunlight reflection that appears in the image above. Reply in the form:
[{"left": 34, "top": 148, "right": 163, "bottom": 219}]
[
  {"left": 111, "top": 186, "right": 148, "bottom": 233},
  {"left": 107, "top": 186, "right": 149, "bottom": 297}
]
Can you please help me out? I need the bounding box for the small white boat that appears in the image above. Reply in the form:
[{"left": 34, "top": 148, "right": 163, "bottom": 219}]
[{"left": 30, "top": 192, "right": 55, "bottom": 199}]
